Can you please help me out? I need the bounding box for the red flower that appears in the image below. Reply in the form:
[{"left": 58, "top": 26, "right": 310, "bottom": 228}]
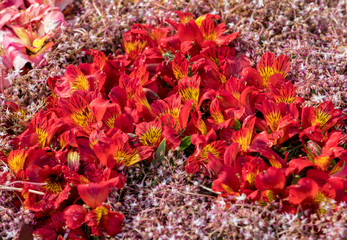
[
  {"left": 301, "top": 101, "right": 344, "bottom": 132},
  {"left": 77, "top": 181, "right": 110, "bottom": 209},
  {"left": 212, "top": 165, "right": 241, "bottom": 196},
  {"left": 85, "top": 204, "right": 124, "bottom": 236},
  {"left": 288, "top": 177, "right": 330, "bottom": 211},
  {"left": 178, "top": 75, "right": 201, "bottom": 106},
  {"left": 257, "top": 52, "right": 290, "bottom": 88},
  {"left": 255, "top": 167, "right": 287, "bottom": 203},
  {"left": 185, "top": 129, "right": 226, "bottom": 176},
  {"left": 63, "top": 204, "right": 87, "bottom": 229},
  {"left": 135, "top": 120, "right": 163, "bottom": 149},
  {"left": 15, "top": 111, "right": 63, "bottom": 148},
  {"left": 93, "top": 132, "right": 152, "bottom": 170}
]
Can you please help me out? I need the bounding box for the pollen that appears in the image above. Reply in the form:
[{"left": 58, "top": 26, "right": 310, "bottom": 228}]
[
  {"left": 265, "top": 111, "right": 282, "bottom": 132},
  {"left": 268, "top": 157, "right": 282, "bottom": 169},
  {"left": 36, "top": 128, "right": 48, "bottom": 148},
  {"left": 173, "top": 66, "right": 186, "bottom": 80},
  {"left": 139, "top": 97, "right": 152, "bottom": 112},
  {"left": 196, "top": 119, "right": 207, "bottom": 135},
  {"left": 221, "top": 184, "right": 234, "bottom": 193},
  {"left": 71, "top": 107, "right": 91, "bottom": 128},
  {"left": 124, "top": 40, "right": 147, "bottom": 54},
  {"left": 258, "top": 67, "right": 275, "bottom": 88},
  {"left": 312, "top": 109, "right": 331, "bottom": 128},
  {"left": 314, "top": 156, "right": 330, "bottom": 172},
  {"left": 114, "top": 149, "right": 141, "bottom": 167},
  {"left": 8, "top": 150, "right": 26, "bottom": 175},
  {"left": 209, "top": 56, "right": 220, "bottom": 67},
  {"left": 313, "top": 191, "right": 327, "bottom": 205},
  {"left": 95, "top": 206, "right": 109, "bottom": 224},
  {"left": 232, "top": 129, "right": 252, "bottom": 151},
  {"left": 43, "top": 179, "right": 62, "bottom": 194},
  {"left": 329, "top": 162, "right": 344, "bottom": 175},
  {"left": 139, "top": 127, "right": 162, "bottom": 147},
  {"left": 105, "top": 115, "right": 116, "bottom": 129},
  {"left": 195, "top": 15, "right": 207, "bottom": 27},
  {"left": 159, "top": 107, "right": 180, "bottom": 123},
  {"left": 70, "top": 74, "right": 89, "bottom": 92},
  {"left": 212, "top": 112, "right": 225, "bottom": 124},
  {"left": 179, "top": 87, "right": 199, "bottom": 105},
  {"left": 204, "top": 31, "right": 217, "bottom": 41},
  {"left": 265, "top": 190, "right": 276, "bottom": 203},
  {"left": 201, "top": 144, "right": 220, "bottom": 159},
  {"left": 246, "top": 173, "right": 256, "bottom": 187}
]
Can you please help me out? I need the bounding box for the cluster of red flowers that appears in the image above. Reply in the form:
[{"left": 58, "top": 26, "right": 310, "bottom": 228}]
[{"left": 1, "top": 11, "right": 346, "bottom": 238}]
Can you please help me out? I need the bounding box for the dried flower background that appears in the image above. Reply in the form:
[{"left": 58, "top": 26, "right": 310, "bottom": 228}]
[{"left": 0, "top": 0, "right": 346, "bottom": 239}]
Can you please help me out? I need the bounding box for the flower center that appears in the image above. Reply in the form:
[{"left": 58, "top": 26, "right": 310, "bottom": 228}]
[
  {"left": 71, "top": 107, "right": 91, "bottom": 128},
  {"left": 139, "top": 127, "right": 162, "bottom": 147}
]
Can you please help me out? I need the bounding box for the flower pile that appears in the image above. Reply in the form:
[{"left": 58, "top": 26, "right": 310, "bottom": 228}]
[{"left": 0, "top": 11, "right": 346, "bottom": 238}]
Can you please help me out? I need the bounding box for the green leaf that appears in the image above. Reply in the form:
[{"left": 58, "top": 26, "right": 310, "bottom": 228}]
[
  {"left": 234, "top": 118, "right": 241, "bottom": 131},
  {"left": 179, "top": 136, "right": 191, "bottom": 151},
  {"left": 153, "top": 138, "right": 166, "bottom": 165}
]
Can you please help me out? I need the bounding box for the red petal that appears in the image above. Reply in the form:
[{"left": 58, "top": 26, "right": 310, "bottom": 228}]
[
  {"left": 178, "top": 20, "right": 203, "bottom": 44},
  {"left": 101, "top": 211, "right": 124, "bottom": 236},
  {"left": 77, "top": 181, "right": 109, "bottom": 209},
  {"left": 212, "top": 166, "right": 240, "bottom": 193},
  {"left": 63, "top": 204, "right": 87, "bottom": 229},
  {"left": 255, "top": 167, "right": 286, "bottom": 191},
  {"left": 272, "top": 55, "right": 290, "bottom": 76},
  {"left": 288, "top": 178, "right": 318, "bottom": 205}
]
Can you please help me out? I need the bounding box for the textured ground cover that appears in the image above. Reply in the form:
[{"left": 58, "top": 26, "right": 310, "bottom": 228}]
[{"left": 0, "top": 0, "right": 346, "bottom": 239}]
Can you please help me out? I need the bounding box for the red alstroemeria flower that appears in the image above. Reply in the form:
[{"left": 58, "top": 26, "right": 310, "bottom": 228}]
[
  {"left": 6, "top": 147, "right": 53, "bottom": 179},
  {"left": 269, "top": 80, "right": 304, "bottom": 105},
  {"left": 118, "top": 73, "right": 153, "bottom": 121},
  {"left": 135, "top": 120, "right": 163, "bottom": 149},
  {"left": 85, "top": 204, "right": 124, "bottom": 237},
  {"left": 76, "top": 181, "right": 124, "bottom": 236},
  {"left": 166, "top": 11, "right": 220, "bottom": 30},
  {"left": 58, "top": 90, "right": 108, "bottom": 131},
  {"left": 176, "top": 14, "right": 239, "bottom": 54},
  {"left": 178, "top": 75, "right": 201, "bottom": 106},
  {"left": 231, "top": 115, "right": 256, "bottom": 151},
  {"left": 122, "top": 29, "right": 148, "bottom": 61},
  {"left": 302, "top": 131, "right": 346, "bottom": 175},
  {"left": 255, "top": 167, "right": 287, "bottom": 203},
  {"left": 219, "top": 78, "right": 258, "bottom": 118},
  {"left": 151, "top": 93, "right": 193, "bottom": 132},
  {"left": 77, "top": 181, "right": 110, "bottom": 209},
  {"left": 93, "top": 131, "right": 152, "bottom": 170},
  {"left": 185, "top": 129, "right": 227, "bottom": 176},
  {"left": 256, "top": 52, "right": 290, "bottom": 88},
  {"left": 15, "top": 111, "right": 63, "bottom": 149},
  {"left": 288, "top": 178, "right": 330, "bottom": 211},
  {"left": 241, "top": 156, "right": 268, "bottom": 192},
  {"left": 25, "top": 165, "right": 71, "bottom": 208},
  {"left": 189, "top": 110, "right": 209, "bottom": 135},
  {"left": 63, "top": 204, "right": 87, "bottom": 229},
  {"left": 256, "top": 100, "right": 299, "bottom": 144},
  {"left": 301, "top": 101, "right": 344, "bottom": 132},
  {"left": 33, "top": 212, "right": 87, "bottom": 240},
  {"left": 102, "top": 102, "right": 123, "bottom": 129},
  {"left": 6, "top": 148, "right": 29, "bottom": 179},
  {"left": 172, "top": 52, "right": 189, "bottom": 81},
  {"left": 212, "top": 165, "right": 241, "bottom": 197},
  {"left": 54, "top": 64, "right": 106, "bottom": 98}
]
